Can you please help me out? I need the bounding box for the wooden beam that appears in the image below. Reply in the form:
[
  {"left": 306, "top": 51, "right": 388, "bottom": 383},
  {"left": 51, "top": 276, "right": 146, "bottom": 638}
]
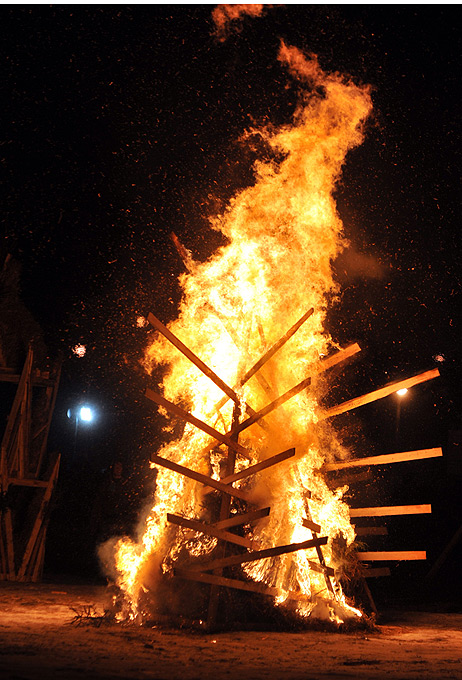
[
  {"left": 323, "top": 447, "right": 443, "bottom": 471},
  {"left": 310, "top": 343, "right": 361, "bottom": 375},
  {"left": 150, "top": 454, "right": 251, "bottom": 502},
  {"left": 350, "top": 504, "right": 431, "bottom": 517},
  {"left": 8, "top": 478, "right": 49, "bottom": 488},
  {"left": 3, "top": 509, "right": 15, "bottom": 580},
  {"left": 214, "top": 308, "right": 315, "bottom": 413},
  {"left": 354, "top": 526, "right": 388, "bottom": 536},
  {"left": 213, "top": 507, "right": 270, "bottom": 530},
  {"left": 145, "top": 389, "right": 249, "bottom": 456},
  {"left": 357, "top": 551, "right": 426, "bottom": 561},
  {"left": 307, "top": 560, "right": 335, "bottom": 577},
  {"left": 167, "top": 513, "right": 255, "bottom": 550},
  {"left": 320, "top": 368, "right": 440, "bottom": 420},
  {"left": 17, "top": 455, "right": 60, "bottom": 581},
  {"left": 235, "top": 378, "right": 311, "bottom": 434},
  {"left": 148, "top": 313, "right": 242, "bottom": 406},
  {"left": 194, "top": 536, "right": 328, "bottom": 573},
  {"left": 174, "top": 569, "right": 309, "bottom": 602},
  {"left": 302, "top": 518, "right": 322, "bottom": 533},
  {"left": 362, "top": 567, "right": 391, "bottom": 578},
  {"left": 219, "top": 448, "right": 295, "bottom": 485},
  {"left": 240, "top": 308, "right": 315, "bottom": 386}
]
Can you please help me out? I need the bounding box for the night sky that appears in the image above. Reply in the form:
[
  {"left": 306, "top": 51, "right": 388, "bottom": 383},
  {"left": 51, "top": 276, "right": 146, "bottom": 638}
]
[{"left": 2, "top": 5, "right": 461, "bottom": 580}]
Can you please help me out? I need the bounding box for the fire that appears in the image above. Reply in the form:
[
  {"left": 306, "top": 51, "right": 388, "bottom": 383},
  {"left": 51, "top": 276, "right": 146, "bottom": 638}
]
[{"left": 109, "top": 44, "right": 372, "bottom": 624}]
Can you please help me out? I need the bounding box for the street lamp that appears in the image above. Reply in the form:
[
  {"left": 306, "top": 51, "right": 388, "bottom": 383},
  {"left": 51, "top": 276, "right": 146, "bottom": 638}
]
[
  {"left": 395, "top": 388, "right": 409, "bottom": 443},
  {"left": 67, "top": 404, "right": 96, "bottom": 458}
]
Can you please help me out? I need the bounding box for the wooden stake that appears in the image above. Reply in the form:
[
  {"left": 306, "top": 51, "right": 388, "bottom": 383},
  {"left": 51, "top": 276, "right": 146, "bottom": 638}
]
[
  {"left": 145, "top": 389, "right": 249, "bottom": 457},
  {"left": 350, "top": 504, "right": 431, "bottom": 517},
  {"left": 234, "top": 378, "right": 311, "bottom": 434},
  {"left": 319, "top": 368, "right": 440, "bottom": 420},
  {"left": 357, "top": 551, "right": 426, "bottom": 561},
  {"left": 362, "top": 567, "right": 391, "bottom": 577},
  {"left": 302, "top": 518, "right": 322, "bottom": 533},
  {"left": 219, "top": 448, "right": 295, "bottom": 485},
  {"left": 3, "top": 508, "right": 15, "bottom": 580},
  {"left": 354, "top": 526, "right": 388, "bottom": 536},
  {"left": 150, "top": 454, "right": 251, "bottom": 502},
  {"left": 214, "top": 308, "right": 315, "bottom": 413},
  {"left": 148, "top": 313, "right": 242, "bottom": 406},
  {"left": 213, "top": 506, "right": 270, "bottom": 530},
  {"left": 175, "top": 569, "right": 309, "bottom": 602},
  {"left": 167, "top": 513, "right": 255, "bottom": 550},
  {"left": 194, "top": 536, "right": 328, "bottom": 573},
  {"left": 323, "top": 447, "right": 443, "bottom": 471},
  {"left": 17, "top": 455, "right": 60, "bottom": 581}
]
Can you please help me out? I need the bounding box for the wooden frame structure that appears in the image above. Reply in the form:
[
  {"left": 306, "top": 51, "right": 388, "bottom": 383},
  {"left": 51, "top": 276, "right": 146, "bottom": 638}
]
[
  {"left": 144, "top": 296, "right": 441, "bottom": 626},
  {"left": 0, "top": 347, "right": 61, "bottom": 581}
]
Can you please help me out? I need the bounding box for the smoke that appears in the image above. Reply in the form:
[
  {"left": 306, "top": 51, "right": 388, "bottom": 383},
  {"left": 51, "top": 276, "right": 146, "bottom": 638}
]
[{"left": 212, "top": 4, "right": 268, "bottom": 42}]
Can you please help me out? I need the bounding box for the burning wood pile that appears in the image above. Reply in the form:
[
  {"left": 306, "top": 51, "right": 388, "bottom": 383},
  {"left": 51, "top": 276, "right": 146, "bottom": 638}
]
[{"left": 102, "top": 45, "right": 441, "bottom": 629}]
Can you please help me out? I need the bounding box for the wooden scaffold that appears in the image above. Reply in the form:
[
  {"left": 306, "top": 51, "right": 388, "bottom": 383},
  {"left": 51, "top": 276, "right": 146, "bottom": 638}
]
[
  {"left": 143, "top": 298, "right": 442, "bottom": 627},
  {"left": 0, "top": 346, "right": 61, "bottom": 581}
]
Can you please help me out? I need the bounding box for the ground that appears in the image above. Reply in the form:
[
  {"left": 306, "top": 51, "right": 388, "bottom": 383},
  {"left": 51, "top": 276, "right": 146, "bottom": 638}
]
[{"left": 0, "top": 581, "right": 461, "bottom": 680}]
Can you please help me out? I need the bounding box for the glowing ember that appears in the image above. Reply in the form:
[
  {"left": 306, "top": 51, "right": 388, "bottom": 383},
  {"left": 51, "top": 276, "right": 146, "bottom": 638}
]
[
  {"left": 136, "top": 316, "right": 148, "bottom": 328},
  {"left": 107, "top": 44, "right": 373, "bottom": 625},
  {"left": 72, "top": 344, "right": 86, "bottom": 358}
]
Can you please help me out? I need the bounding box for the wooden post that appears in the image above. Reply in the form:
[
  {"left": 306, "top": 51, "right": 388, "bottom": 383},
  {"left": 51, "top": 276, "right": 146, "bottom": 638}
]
[
  {"left": 350, "top": 504, "right": 431, "bottom": 517},
  {"left": 322, "top": 447, "right": 443, "bottom": 471},
  {"left": 17, "top": 455, "right": 60, "bottom": 581},
  {"left": 320, "top": 368, "right": 440, "bottom": 420},
  {"left": 145, "top": 389, "right": 249, "bottom": 457},
  {"left": 206, "top": 401, "right": 241, "bottom": 631}
]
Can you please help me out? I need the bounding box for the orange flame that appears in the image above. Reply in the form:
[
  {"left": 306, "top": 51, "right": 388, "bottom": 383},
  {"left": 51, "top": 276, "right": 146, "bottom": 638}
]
[{"left": 110, "top": 44, "right": 372, "bottom": 623}]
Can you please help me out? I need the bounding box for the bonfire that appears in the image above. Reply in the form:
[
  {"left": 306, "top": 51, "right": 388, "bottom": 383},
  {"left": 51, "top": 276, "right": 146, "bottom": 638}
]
[{"left": 101, "top": 44, "right": 440, "bottom": 630}]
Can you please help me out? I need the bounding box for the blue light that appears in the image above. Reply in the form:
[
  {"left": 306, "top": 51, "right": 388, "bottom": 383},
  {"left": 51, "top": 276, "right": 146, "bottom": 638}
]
[{"left": 79, "top": 406, "right": 93, "bottom": 422}]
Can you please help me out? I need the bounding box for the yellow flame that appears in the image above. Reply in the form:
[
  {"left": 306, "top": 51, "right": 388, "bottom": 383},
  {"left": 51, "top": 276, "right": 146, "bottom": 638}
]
[{"left": 112, "top": 45, "right": 372, "bottom": 622}]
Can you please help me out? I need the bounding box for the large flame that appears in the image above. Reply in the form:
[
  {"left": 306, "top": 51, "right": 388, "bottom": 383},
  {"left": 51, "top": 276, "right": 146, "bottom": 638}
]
[{"left": 110, "top": 44, "right": 372, "bottom": 624}]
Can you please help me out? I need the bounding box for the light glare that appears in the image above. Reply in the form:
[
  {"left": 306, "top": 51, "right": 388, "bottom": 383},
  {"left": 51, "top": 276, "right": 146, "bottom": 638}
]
[
  {"left": 79, "top": 406, "right": 93, "bottom": 422},
  {"left": 396, "top": 388, "right": 408, "bottom": 397}
]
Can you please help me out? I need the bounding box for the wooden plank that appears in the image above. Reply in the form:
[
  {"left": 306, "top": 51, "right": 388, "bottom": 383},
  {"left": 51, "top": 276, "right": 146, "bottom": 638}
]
[
  {"left": 307, "top": 560, "right": 335, "bottom": 577},
  {"left": 350, "top": 504, "right": 431, "bottom": 517},
  {"left": 4, "top": 508, "right": 15, "bottom": 580},
  {"left": 362, "top": 567, "right": 391, "bottom": 578},
  {"left": 357, "top": 551, "right": 426, "bottom": 561},
  {"left": 8, "top": 478, "right": 49, "bottom": 488},
  {"left": 214, "top": 507, "right": 270, "bottom": 530},
  {"left": 320, "top": 368, "right": 440, "bottom": 420},
  {"left": 145, "top": 389, "right": 249, "bottom": 456},
  {"left": 323, "top": 447, "right": 443, "bottom": 471},
  {"left": 214, "top": 308, "right": 315, "bottom": 412},
  {"left": 175, "top": 569, "right": 309, "bottom": 602},
  {"left": 167, "top": 513, "right": 255, "bottom": 550},
  {"left": 194, "top": 536, "right": 328, "bottom": 573},
  {"left": 302, "top": 518, "right": 322, "bottom": 533},
  {"left": 148, "top": 313, "right": 242, "bottom": 406},
  {"left": 219, "top": 448, "right": 295, "bottom": 485},
  {"left": 310, "top": 343, "right": 361, "bottom": 374},
  {"left": 150, "top": 454, "right": 251, "bottom": 502},
  {"left": 354, "top": 526, "right": 388, "bottom": 536},
  {"left": 17, "top": 455, "right": 60, "bottom": 581},
  {"left": 234, "top": 378, "right": 311, "bottom": 434},
  {"left": 240, "top": 308, "right": 315, "bottom": 386},
  {"left": 34, "top": 360, "right": 62, "bottom": 478}
]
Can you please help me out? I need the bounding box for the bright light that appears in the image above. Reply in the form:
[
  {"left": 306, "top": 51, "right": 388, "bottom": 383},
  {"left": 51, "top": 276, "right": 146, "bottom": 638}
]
[
  {"left": 72, "top": 344, "right": 86, "bottom": 358},
  {"left": 79, "top": 406, "right": 93, "bottom": 422},
  {"left": 396, "top": 388, "right": 408, "bottom": 397}
]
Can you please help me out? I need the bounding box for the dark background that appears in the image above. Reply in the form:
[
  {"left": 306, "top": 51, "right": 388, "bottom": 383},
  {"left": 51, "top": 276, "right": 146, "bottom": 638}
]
[{"left": 2, "top": 5, "right": 460, "bottom": 605}]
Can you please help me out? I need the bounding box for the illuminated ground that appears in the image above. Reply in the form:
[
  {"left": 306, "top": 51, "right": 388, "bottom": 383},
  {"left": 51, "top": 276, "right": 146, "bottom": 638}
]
[{"left": 0, "top": 582, "right": 461, "bottom": 679}]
